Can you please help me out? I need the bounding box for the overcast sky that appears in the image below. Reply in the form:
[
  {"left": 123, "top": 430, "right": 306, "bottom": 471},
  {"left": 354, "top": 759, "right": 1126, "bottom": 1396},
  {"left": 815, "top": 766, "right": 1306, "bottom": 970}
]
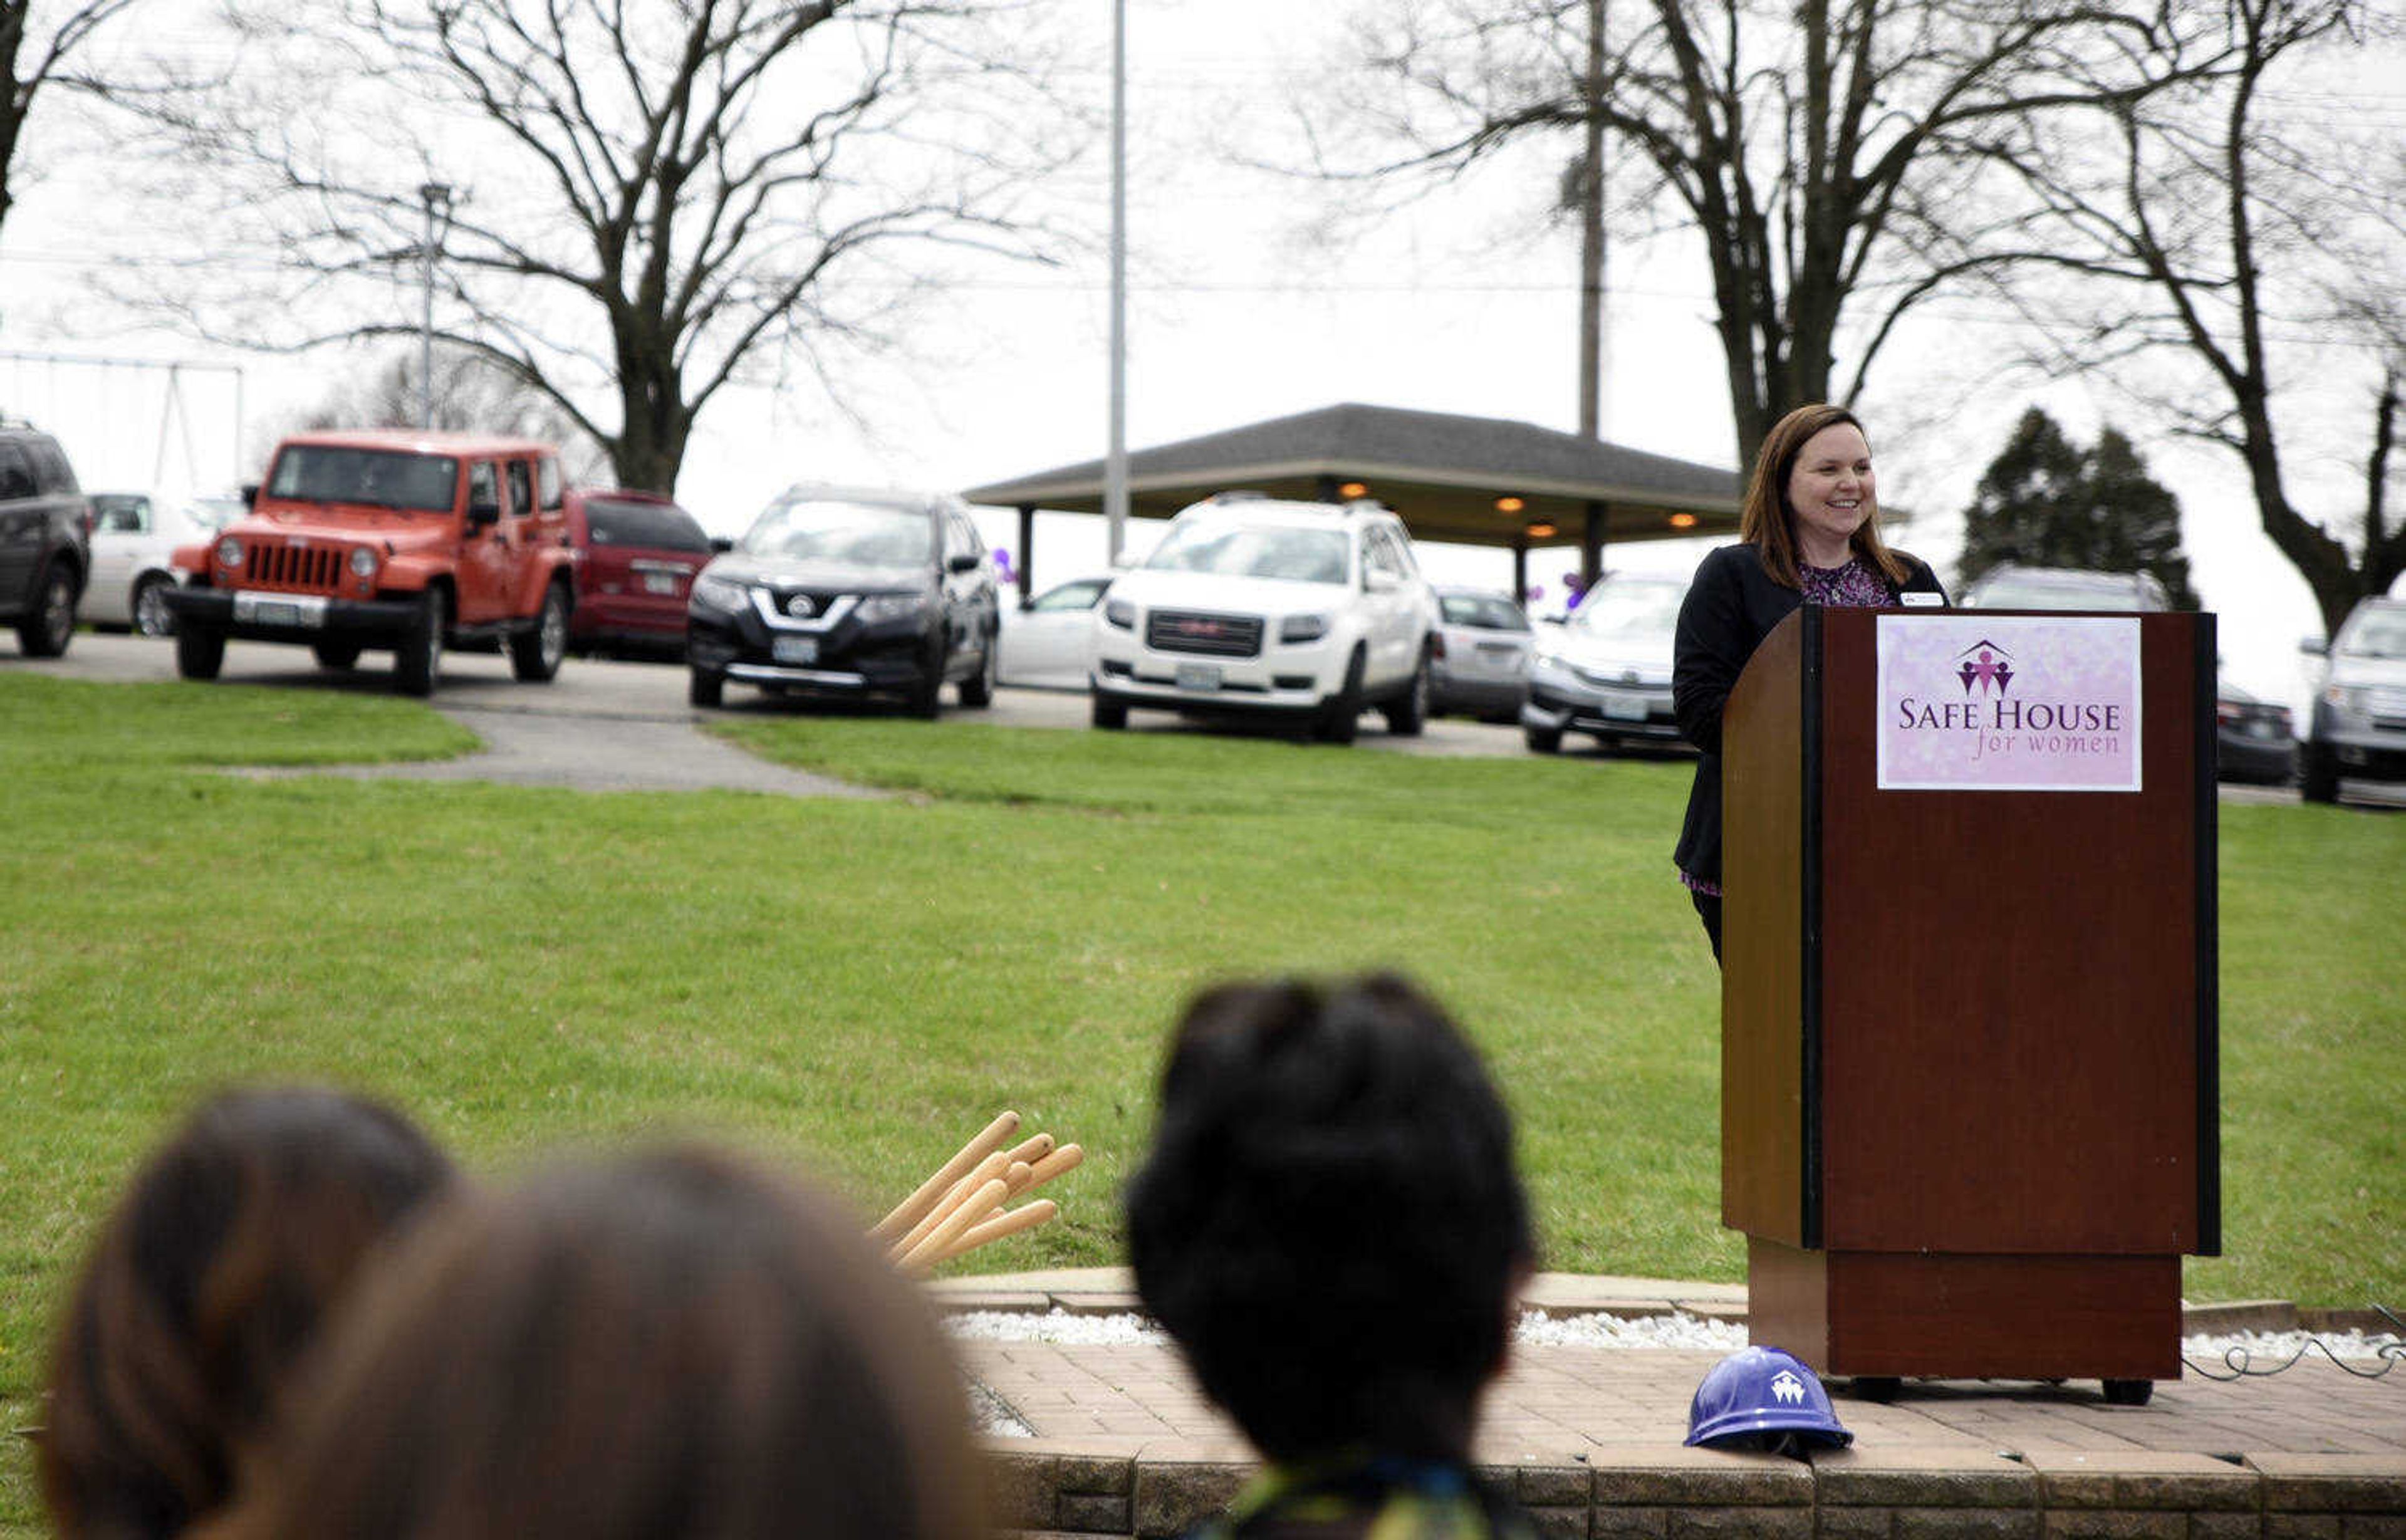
[{"left": 3, "top": 0, "right": 2399, "bottom": 715}]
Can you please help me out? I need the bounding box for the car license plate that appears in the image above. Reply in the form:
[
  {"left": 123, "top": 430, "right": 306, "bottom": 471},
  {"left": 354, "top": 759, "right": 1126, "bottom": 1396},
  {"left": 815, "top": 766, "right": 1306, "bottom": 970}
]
[
  {"left": 773, "top": 636, "right": 818, "bottom": 665},
  {"left": 233, "top": 590, "right": 328, "bottom": 629},
  {"left": 642, "top": 572, "right": 680, "bottom": 595},
  {"left": 1175, "top": 662, "right": 1221, "bottom": 691},
  {"left": 1600, "top": 690, "right": 1649, "bottom": 722}
]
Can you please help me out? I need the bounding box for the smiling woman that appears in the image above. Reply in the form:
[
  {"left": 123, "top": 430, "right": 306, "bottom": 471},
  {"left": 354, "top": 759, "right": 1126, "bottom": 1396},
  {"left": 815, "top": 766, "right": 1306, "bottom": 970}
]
[{"left": 1666, "top": 404, "right": 1949, "bottom": 962}]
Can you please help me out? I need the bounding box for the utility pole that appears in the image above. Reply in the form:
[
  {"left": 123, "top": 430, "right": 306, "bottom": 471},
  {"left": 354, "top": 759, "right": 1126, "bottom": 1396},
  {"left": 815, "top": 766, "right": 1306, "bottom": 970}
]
[
  {"left": 1577, "top": 0, "right": 1608, "bottom": 441},
  {"left": 417, "top": 182, "right": 454, "bottom": 431},
  {"left": 1105, "top": 0, "right": 1129, "bottom": 564}
]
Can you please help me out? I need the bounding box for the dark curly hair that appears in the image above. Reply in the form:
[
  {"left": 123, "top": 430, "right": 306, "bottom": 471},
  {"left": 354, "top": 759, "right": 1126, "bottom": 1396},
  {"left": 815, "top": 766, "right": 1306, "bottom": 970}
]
[
  {"left": 1125, "top": 974, "right": 1534, "bottom": 1464},
  {"left": 39, "top": 1086, "right": 456, "bottom": 1540}
]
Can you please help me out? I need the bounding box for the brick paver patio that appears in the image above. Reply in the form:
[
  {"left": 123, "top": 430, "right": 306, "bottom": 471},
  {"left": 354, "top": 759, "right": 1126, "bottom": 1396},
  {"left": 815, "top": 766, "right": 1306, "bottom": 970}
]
[{"left": 935, "top": 1269, "right": 2406, "bottom": 1536}]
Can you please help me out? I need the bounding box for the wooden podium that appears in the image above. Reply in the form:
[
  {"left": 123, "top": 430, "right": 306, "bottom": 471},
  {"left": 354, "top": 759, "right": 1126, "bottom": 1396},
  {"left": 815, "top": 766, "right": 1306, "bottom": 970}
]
[{"left": 1721, "top": 607, "right": 2219, "bottom": 1400}]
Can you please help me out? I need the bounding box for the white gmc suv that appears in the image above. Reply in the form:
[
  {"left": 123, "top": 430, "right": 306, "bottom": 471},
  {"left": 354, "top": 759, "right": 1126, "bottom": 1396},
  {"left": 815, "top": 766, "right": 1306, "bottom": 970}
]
[{"left": 1089, "top": 493, "right": 1439, "bottom": 744}]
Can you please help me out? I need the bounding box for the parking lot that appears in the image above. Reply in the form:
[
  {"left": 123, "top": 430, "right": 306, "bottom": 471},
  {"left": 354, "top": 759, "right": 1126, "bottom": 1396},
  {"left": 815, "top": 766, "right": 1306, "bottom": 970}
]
[{"left": 11, "top": 631, "right": 2365, "bottom": 806}]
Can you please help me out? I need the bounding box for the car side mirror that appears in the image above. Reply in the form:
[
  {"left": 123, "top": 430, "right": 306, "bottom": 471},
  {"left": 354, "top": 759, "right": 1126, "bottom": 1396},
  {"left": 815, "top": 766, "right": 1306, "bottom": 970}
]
[
  {"left": 711, "top": 536, "right": 734, "bottom": 554},
  {"left": 241, "top": 484, "right": 259, "bottom": 507},
  {"left": 2299, "top": 636, "right": 2328, "bottom": 657},
  {"left": 467, "top": 499, "right": 502, "bottom": 528},
  {"left": 947, "top": 552, "right": 979, "bottom": 573}
]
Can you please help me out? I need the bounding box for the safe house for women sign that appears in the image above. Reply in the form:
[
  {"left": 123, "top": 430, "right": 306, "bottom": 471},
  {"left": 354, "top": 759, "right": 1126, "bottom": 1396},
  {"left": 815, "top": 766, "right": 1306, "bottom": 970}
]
[{"left": 1875, "top": 615, "right": 2143, "bottom": 791}]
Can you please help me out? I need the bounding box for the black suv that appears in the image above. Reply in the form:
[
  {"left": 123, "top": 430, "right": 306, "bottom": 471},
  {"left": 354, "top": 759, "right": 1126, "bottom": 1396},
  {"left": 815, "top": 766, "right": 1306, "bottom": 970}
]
[
  {"left": 685, "top": 486, "right": 999, "bottom": 717},
  {"left": 0, "top": 420, "right": 91, "bottom": 657}
]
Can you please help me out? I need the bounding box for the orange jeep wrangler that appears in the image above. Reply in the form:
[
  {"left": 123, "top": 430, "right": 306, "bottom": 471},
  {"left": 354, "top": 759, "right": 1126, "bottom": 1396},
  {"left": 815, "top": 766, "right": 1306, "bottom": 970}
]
[{"left": 164, "top": 430, "right": 576, "bottom": 695}]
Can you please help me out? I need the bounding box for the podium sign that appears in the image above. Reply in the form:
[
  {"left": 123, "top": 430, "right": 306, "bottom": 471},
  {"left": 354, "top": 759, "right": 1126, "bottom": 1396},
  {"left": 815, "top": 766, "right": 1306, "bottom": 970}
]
[
  {"left": 1876, "top": 615, "right": 2143, "bottom": 791},
  {"left": 1721, "top": 607, "right": 2218, "bottom": 1387}
]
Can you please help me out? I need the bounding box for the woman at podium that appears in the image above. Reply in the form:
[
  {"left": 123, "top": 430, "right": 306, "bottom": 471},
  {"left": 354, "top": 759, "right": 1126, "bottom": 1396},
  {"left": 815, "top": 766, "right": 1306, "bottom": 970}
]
[{"left": 1671, "top": 405, "right": 1948, "bottom": 960}]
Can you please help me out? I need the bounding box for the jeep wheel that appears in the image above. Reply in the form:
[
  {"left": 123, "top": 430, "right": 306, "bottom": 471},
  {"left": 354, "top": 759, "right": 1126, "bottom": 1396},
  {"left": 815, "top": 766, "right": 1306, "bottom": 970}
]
[
  {"left": 1316, "top": 647, "right": 1367, "bottom": 745},
  {"left": 1382, "top": 650, "right": 1430, "bottom": 737},
  {"left": 510, "top": 581, "right": 571, "bottom": 682},
  {"left": 1524, "top": 724, "right": 1563, "bottom": 754},
  {"left": 959, "top": 627, "right": 999, "bottom": 708},
  {"left": 313, "top": 639, "right": 362, "bottom": 671},
  {"left": 1091, "top": 690, "right": 1128, "bottom": 731},
  {"left": 175, "top": 625, "right": 226, "bottom": 680},
  {"left": 133, "top": 575, "right": 177, "bottom": 638},
  {"left": 16, "top": 561, "right": 77, "bottom": 657},
  {"left": 395, "top": 588, "right": 445, "bottom": 697},
  {"left": 689, "top": 667, "right": 724, "bottom": 708},
  {"left": 2299, "top": 742, "right": 2339, "bottom": 804}
]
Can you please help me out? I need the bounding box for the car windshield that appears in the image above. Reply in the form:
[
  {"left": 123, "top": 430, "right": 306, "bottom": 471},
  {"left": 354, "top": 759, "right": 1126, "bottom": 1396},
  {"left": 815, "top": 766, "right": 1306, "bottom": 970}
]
[
  {"left": 743, "top": 497, "right": 932, "bottom": 567},
  {"left": 1440, "top": 594, "right": 1529, "bottom": 631},
  {"left": 1570, "top": 578, "right": 1686, "bottom": 640},
  {"left": 267, "top": 447, "right": 459, "bottom": 512},
  {"left": 1970, "top": 573, "right": 2157, "bottom": 611},
  {"left": 1144, "top": 519, "right": 1350, "bottom": 584},
  {"left": 91, "top": 494, "right": 150, "bottom": 531},
  {"left": 586, "top": 497, "right": 711, "bottom": 552},
  {"left": 2338, "top": 608, "right": 2406, "bottom": 659}
]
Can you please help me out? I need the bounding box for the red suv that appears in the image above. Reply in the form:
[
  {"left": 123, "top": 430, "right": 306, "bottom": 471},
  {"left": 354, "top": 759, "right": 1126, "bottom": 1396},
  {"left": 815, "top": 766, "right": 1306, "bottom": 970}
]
[
  {"left": 563, "top": 488, "right": 719, "bottom": 656},
  {"left": 164, "top": 430, "right": 575, "bottom": 695}
]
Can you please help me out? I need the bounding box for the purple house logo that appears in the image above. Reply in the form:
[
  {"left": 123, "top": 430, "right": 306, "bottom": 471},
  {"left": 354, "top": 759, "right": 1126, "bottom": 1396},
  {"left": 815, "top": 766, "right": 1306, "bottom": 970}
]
[{"left": 1957, "top": 640, "right": 2015, "bottom": 697}]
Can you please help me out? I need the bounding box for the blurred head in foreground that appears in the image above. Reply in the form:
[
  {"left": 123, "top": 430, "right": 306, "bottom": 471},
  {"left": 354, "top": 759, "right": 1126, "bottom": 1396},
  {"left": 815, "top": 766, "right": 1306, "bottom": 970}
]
[
  {"left": 1125, "top": 974, "right": 1534, "bottom": 1465},
  {"left": 40, "top": 1085, "right": 457, "bottom": 1540},
  {"left": 222, "top": 1145, "right": 979, "bottom": 1540}
]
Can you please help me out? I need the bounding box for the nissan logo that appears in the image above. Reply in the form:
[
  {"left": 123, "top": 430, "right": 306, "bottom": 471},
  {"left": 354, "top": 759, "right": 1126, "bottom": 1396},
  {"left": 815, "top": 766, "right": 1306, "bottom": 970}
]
[{"left": 786, "top": 595, "right": 817, "bottom": 618}]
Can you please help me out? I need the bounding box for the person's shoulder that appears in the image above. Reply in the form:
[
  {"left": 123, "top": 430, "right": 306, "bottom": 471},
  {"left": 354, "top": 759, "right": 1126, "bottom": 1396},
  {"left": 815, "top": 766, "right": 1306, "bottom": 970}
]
[
  {"left": 1692, "top": 544, "right": 1762, "bottom": 585},
  {"left": 1888, "top": 550, "right": 1943, "bottom": 590}
]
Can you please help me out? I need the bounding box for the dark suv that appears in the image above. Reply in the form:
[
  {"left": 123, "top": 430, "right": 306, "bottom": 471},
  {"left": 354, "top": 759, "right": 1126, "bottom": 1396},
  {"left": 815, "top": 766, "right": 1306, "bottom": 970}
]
[
  {"left": 685, "top": 486, "right": 999, "bottom": 717},
  {"left": 0, "top": 420, "right": 91, "bottom": 657}
]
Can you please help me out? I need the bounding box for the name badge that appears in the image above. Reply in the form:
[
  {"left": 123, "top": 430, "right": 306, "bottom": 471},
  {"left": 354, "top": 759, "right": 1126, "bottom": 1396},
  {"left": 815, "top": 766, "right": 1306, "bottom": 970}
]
[{"left": 1900, "top": 591, "right": 1944, "bottom": 607}]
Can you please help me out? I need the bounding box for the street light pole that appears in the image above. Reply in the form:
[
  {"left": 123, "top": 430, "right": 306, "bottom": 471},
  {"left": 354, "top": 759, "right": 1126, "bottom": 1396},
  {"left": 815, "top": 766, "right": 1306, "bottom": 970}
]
[
  {"left": 417, "top": 182, "right": 453, "bottom": 431},
  {"left": 1104, "top": 0, "right": 1128, "bottom": 564}
]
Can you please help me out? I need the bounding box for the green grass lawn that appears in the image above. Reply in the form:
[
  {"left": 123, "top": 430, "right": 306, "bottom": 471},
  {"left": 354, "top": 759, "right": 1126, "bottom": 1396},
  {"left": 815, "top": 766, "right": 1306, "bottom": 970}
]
[{"left": 3, "top": 674, "right": 2400, "bottom": 1529}]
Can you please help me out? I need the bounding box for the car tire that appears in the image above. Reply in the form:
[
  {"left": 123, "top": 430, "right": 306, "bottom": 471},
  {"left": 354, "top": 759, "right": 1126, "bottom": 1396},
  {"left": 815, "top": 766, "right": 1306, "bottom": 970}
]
[
  {"left": 175, "top": 624, "right": 226, "bottom": 680},
  {"left": 1525, "top": 724, "right": 1563, "bottom": 754},
  {"left": 16, "top": 561, "right": 78, "bottom": 657},
  {"left": 1382, "top": 648, "right": 1430, "bottom": 737},
  {"left": 133, "top": 575, "right": 177, "bottom": 638},
  {"left": 1316, "top": 648, "right": 1367, "bottom": 745},
  {"left": 395, "top": 588, "right": 445, "bottom": 698},
  {"left": 689, "top": 667, "right": 724, "bottom": 708},
  {"left": 959, "top": 626, "right": 998, "bottom": 708},
  {"left": 313, "top": 639, "right": 363, "bottom": 670},
  {"left": 906, "top": 642, "right": 944, "bottom": 720},
  {"left": 1091, "top": 690, "right": 1128, "bottom": 731},
  {"left": 510, "top": 580, "right": 571, "bottom": 682},
  {"left": 2299, "top": 742, "right": 2339, "bottom": 804}
]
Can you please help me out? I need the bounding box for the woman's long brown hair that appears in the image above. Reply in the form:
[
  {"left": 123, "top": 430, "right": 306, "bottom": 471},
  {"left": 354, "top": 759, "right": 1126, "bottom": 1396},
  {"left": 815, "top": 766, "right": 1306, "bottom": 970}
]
[{"left": 1739, "top": 403, "right": 1910, "bottom": 590}]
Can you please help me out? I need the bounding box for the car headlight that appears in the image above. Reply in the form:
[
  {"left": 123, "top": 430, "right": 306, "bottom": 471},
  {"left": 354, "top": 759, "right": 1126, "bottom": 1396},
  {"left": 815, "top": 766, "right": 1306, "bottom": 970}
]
[
  {"left": 1279, "top": 613, "right": 1330, "bottom": 644},
  {"left": 856, "top": 592, "right": 930, "bottom": 625},
  {"left": 2323, "top": 684, "right": 2369, "bottom": 719},
  {"left": 348, "top": 546, "right": 378, "bottom": 578},
  {"left": 216, "top": 536, "right": 244, "bottom": 570},
  {"left": 691, "top": 573, "right": 753, "bottom": 614},
  {"left": 1103, "top": 597, "right": 1136, "bottom": 630}
]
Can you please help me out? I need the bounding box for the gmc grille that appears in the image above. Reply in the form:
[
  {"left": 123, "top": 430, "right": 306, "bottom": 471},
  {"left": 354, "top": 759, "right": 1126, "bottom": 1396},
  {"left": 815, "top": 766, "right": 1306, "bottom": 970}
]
[
  {"left": 1146, "top": 608, "right": 1262, "bottom": 658},
  {"left": 247, "top": 543, "right": 345, "bottom": 593}
]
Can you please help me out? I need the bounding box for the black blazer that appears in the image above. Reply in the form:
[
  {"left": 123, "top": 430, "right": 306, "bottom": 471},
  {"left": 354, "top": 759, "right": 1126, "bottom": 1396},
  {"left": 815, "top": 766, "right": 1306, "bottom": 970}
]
[{"left": 1671, "top": 544, "right": 1948, "bottom": 887}]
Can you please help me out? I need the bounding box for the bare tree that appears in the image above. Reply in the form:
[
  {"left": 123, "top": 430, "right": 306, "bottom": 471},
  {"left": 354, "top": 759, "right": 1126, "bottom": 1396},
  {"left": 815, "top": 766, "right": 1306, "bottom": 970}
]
[
  {"left": 0, "top": 0, "right": 142, "bottom": 241},
  {"left": 1306, "top": 0, "right": 2245, "bottom": 468},
  {"left": 277, "top": 345, "right": 610, "bottom": 484},
  {"left": 1996, "top": 0, "right": 2397, "bottom": 637},
  {"left": 146, "top": 0, "right": 1075, "bottom": 494}
]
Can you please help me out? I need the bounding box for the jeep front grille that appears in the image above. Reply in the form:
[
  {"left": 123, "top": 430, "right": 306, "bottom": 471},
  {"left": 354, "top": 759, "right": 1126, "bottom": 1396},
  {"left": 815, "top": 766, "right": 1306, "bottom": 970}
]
[
  {"left": 1146, "top": 608, "right": 1262, "bottom": 658},
  {"left": 246, "top": 543, "right": 345, "bottom": 593}
]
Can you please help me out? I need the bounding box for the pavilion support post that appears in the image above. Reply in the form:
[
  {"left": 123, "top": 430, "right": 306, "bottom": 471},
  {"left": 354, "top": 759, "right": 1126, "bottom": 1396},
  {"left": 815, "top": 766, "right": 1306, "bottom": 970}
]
[
  {"left": 1512, "top": 541, "right": 1529, "bottom": 608},
  {"left": 1016, "top": 505, "right": 1036, "bottom": 605},
  {"left": 1315, "top": 473, "right": 1341, "bottom": 502},
  {"left": 1583, "top": 500, "right": 1607, "bottom": 588}
]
